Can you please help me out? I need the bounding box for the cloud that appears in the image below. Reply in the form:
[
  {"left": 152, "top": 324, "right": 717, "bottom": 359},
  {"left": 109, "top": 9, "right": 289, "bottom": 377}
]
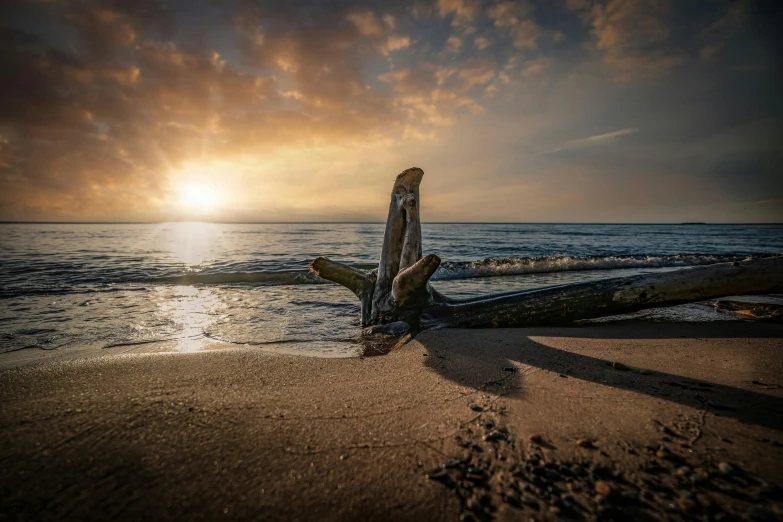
[
  {"left": 585, "top": 127, "right": 639, "bottom": 140},
  {"left": 378, "top": 63, "right": 483, "bottom": 126},
  {"left": 235, "top": 5, "right": 400, "bottom": 122},
  {"left": 1, "top": 0, "right": 779, "bottom": 222},
  {"left": 63, "top": 0, "right": 175, "bottom": 58},
  {"left": 2, "top": 0, "right": 521, "bottom": 219},
  {"left": 382, "top": 35, "right": 411, "bottom": 55},
  {"left": 456, "top": 57, "right": 496, "bottom": 90},
  {"left": 483, "top": 54, "right": 549, "bottom": 96},
  {"left": 436, "top": 0, "right": 481, "bottom": 24},
  {"left": 0, "top": 2, "right": 404, "bottom": 219},
  {"left": 0, "top": 17, "right": 286, "bottom": 218},
  {"left": 444, "top": 35, "right": 462, "bottom": 53},
  {"left": 697, "top": 0, "right": 753, "bottom": 61},
  {"left": 487, "top": 1, "right": 540, "bottom": 50},
  {"left": 569, "top": 0, "right": 682, "bottom": 82},
  {"left": 473, "top": 36, "right": 491, "bottom": 50},
  {"left": 520, "top": 56, "right": 550, "bottom": 77},
  {"left": 544, "top": 127, "right": 639, "bottom": 154}
]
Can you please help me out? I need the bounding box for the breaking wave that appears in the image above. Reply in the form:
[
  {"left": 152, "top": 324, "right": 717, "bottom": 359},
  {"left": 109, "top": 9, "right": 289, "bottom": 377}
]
[
  {"left": 148, "top": 254, "right": 763, "bottom": 286},
  {"left": 433, "top": 254, "right": 758, "bottom": 280}
]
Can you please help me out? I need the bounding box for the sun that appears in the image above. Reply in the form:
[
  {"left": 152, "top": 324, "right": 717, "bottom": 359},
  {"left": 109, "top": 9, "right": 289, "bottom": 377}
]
[{"left": 177, "top": 180, "right": 220, "bottom": 213}]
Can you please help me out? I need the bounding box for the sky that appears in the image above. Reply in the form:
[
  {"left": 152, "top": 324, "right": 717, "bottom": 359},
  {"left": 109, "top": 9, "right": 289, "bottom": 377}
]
[{"left": 0, "top": 0, "right": 781, "bottom": 223}]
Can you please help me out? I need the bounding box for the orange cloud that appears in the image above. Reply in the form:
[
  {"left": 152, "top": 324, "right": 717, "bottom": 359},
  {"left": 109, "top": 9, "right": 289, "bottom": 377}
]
[
  {"left": 487, "top": 1, "right": 540, "bottom": 50},
  {"left": 1, "top": 0, "right": 779, "bottom": 222},
  {"left": 436, "top": 0, "right": 481, "bottom": 24}
]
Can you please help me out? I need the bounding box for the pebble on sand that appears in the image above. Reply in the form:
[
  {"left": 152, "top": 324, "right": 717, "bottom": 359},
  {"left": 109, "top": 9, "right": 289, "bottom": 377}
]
[
  {"left": 594, "top": 480, "right": 613, "bottom": 497},
  {"left": 466, "top": 496, "right": 482, "bottom": 511},
  {"left": 520, "top": 495, "right": 539, "bottom": 508},
  {"left": 426, "top": 470, "right": 450, "bottom": 481},
  {"left": 675, "top": 466, "right": 692, "bottom": 477},
  {"left": 655, "top": 448, "right": 671, "bottom": 459},
  {"left": 717, "top": 462, "right": 734, "bottom": 475},
  {"left": 689, "top": 472, "right": 706, "bottom": 484},
  {"left": 503, "top": 490, "right": 520, "bottom": 506},
  {"left": 678, "top": 496, "right": 697, "bottom": 512},
  {"left": 484, "top": 430, "right": 507, "bottom": 442}
]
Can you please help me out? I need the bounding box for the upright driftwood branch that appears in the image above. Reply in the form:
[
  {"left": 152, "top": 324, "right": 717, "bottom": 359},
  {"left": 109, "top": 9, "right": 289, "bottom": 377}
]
[
  {"left": 371, "top": 167, "right": 426, "bottom": 322},
  {"left": 311, "top": 167, "right": 783, "bottom": 346},
  {"left": 399, "top": 193, "right": 422, "bottom": 271}
]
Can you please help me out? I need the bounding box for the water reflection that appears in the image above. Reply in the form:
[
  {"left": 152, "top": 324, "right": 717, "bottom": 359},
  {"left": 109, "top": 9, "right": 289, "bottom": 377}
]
[
  {"left": 153, "top": 285, "right": 226, "bottom": 352},
  {"left": 3, "top": 222, "right": 781, "bottom": 363},
  {"left": 160, "top": 222, "right": 221, "bottom": 267},
  {"left": 0, "top": 283, "right": 363, "bottom": 358}
]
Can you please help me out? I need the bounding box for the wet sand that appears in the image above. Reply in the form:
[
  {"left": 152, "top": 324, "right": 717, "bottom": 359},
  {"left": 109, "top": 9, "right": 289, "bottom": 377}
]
[{"left": 1, "top": 321, "right": 782, "bottom": 521}]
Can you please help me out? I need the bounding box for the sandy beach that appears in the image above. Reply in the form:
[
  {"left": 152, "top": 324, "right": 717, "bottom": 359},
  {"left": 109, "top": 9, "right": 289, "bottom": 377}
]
[
  {"left": 3, "top": 0, "right": 781, "bottom": 520},
  {"left": 2, "top": 321, "right": 782, "bottom": 521}
]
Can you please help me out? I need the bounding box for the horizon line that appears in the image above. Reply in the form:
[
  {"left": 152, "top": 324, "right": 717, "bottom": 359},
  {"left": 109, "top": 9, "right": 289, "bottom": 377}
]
[{"left": 1, "top": 221, "right": 782, "bottom": 226}]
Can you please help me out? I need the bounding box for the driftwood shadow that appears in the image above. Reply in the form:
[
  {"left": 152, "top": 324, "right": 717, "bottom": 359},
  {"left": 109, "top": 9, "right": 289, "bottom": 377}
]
[{"left": 417, "top": 321, "right": 783, "bottom": 432}]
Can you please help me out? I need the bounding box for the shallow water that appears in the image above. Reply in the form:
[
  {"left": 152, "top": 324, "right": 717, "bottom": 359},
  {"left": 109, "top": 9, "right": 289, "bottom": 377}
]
[{"left": 1, "top": 223, "right": 781, "bottom": 358}]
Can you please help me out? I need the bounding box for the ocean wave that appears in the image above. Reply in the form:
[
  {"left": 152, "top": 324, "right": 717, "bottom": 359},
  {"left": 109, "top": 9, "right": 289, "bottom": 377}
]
[
  {"left": 145, "top": 254, "right": 762, "bottom": 286},
  {"left": 149, "top": 270, "right": 325, "bottom": 285},
  {"left": 432, "top": 254, "right": 754, "bottom": 280},
  {"left": 2, "top": 254, "right": 772, "bottom": 296},
  {"left": 0, "top": 284, "right": 152, "bottom": 299}
]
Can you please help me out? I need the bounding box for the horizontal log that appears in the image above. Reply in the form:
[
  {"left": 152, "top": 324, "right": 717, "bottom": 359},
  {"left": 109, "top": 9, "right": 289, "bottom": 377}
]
[{"left": 421, "top": 256, "right": 783, "bottom": 329}]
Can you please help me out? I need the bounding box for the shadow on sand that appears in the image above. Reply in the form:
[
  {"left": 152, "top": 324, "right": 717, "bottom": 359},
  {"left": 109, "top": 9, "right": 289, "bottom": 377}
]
[{"left": 418, "top": 320, "right": 783, "bottom": 432}]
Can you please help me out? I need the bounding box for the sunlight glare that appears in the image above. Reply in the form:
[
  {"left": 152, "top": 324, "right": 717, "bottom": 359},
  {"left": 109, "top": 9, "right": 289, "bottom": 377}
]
[
  {"left": 178, "top": 180, "right": 220, "bottom": 213},
  {"left": 173, "top": 163, "right": 230, "bottom": 215},
  {"left": 170, "top": 222, "right": 215, "bottom": 264}
]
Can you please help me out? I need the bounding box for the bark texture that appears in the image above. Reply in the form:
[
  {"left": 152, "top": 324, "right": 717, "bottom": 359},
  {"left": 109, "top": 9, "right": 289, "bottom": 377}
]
[
  {"left": 309, "top": 257, "right": 376, "bottom": 326},
  {"left": 421, "top": 256, "right": 783, "bottom": 329},
  {"left": 371, "top": 167, "right": 427, "bottom": 321}
]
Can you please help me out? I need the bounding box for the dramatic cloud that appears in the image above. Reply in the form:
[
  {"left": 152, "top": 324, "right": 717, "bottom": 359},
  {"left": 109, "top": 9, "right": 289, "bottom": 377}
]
[{"left": 0, "top": 0, "right": 780, "bottom": 222}]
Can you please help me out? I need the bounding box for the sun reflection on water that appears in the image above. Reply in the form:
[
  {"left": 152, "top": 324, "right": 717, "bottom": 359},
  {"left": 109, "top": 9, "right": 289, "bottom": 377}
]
[
  {"left": 153, "top": 221, "right": 222, "bottom": 268},
  {"left": 154, "top": 285, "right": 227, "bottom": 352}
]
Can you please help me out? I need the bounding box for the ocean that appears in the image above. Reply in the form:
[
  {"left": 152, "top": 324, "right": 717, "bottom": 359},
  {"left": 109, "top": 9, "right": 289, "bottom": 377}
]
[{"left": 1, "top": 223, "right": 781, "bottom": 359}]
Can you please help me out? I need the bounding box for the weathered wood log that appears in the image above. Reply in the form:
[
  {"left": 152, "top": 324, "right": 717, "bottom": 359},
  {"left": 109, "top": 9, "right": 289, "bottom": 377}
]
[
  {"left": 311, "top": 167, "right": 783, "bottom": 341},
  {"left": 391, "top": 253, "right": 441, "bottom": 306},
  {"left": 371, "top": 167, "right": 425, "bottom": 321},
  {"left": 420, "top": 256, "right": 783, "bottom": 329}
]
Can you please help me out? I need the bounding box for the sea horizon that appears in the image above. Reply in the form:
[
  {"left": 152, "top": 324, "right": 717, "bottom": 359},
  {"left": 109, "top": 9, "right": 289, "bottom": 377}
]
[{"left": 3, "top": 221, "right": 783, "bottom": 225}]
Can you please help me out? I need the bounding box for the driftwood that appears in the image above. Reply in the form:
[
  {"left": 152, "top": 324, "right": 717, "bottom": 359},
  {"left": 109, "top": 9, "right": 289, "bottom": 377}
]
[{"left": 310, "top": 168, "right": 783, "bottom": 342}]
